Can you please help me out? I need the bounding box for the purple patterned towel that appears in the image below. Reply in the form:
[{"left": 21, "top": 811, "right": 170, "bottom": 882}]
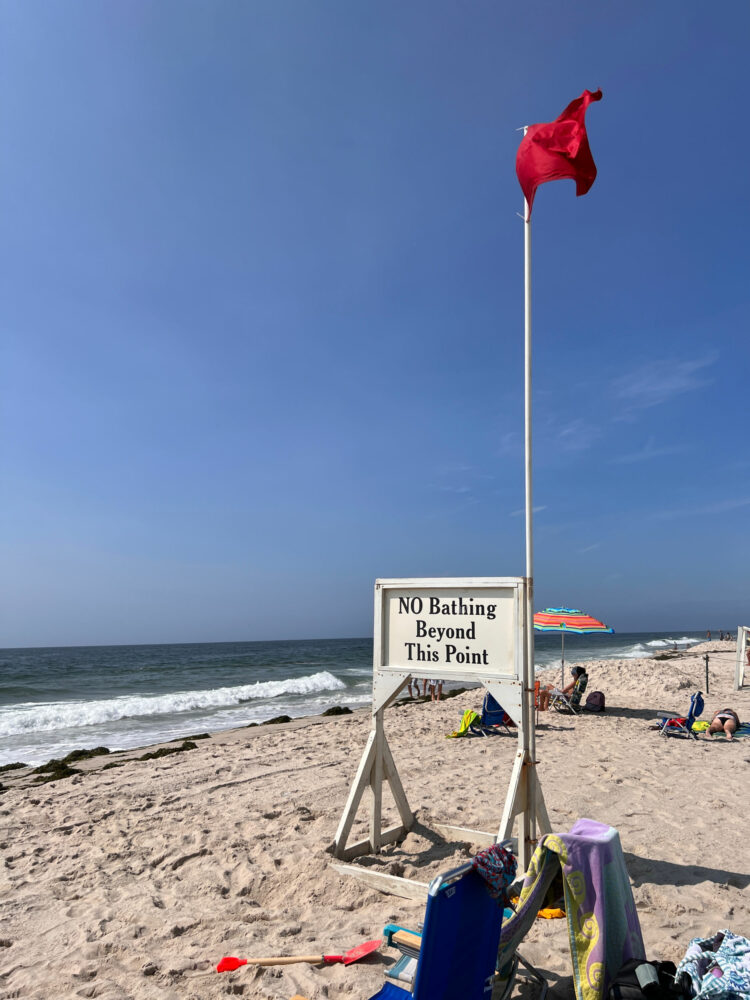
[{"left": 522, "top": 818, "right": 645, "bottom": 1000}]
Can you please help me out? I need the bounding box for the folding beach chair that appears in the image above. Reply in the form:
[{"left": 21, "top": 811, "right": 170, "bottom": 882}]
[
  {"left": 493, "top": 851, "right": 555, "bottom": 1000},
  {"left": 550, "top": 672, "right": 588, "bottom": 714},
  {"left": 468, "top": 692, "right": 514, "bottom": 736},
  {"left": 370, "top": 861, "right": 506, "bottom": 1000},
  {"left": 657, "top": 691, "right": 704, "bottom": 739},
  {"left": 377, "top": 853, "right": 551, "bottom": 1000},
  {"left": 377, "top": 819, "right": 644, "bottom": 1000}
]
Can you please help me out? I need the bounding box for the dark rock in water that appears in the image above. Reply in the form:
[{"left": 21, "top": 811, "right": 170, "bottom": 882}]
[
  {"left": 444, "top": 686, "right": 469, "bottom": 699},
  {"left": 62, "top": 747, "right": 110, "bottom": 763},
  {"left": 395, "top": 686, "right": 470, "bottom": 707},
  {"left": 33, "top": 761, "right": 81, "bottom": 783},
  {"left": 32, "top": 746, "right": 111, "bottom": 782},
  {"left": 138, "top": 741, "right": 197, "bottom": 761},
  {"left": 321, "top": 706, "right": 352, "bottom": 716},
  {"left": 0, "top": 762, "right": 26, "bottom": 773},
  {"left": 185, "top": 733, "right": 211, "bottom": 740},
  {"left": 261, "top": 715, "right": 293, "bottom": 725}
]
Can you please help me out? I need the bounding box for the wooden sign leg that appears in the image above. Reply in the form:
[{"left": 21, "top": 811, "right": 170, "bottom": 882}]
[
  {"left": 370, "top": 712, "right": 384, "bottom": 852},
  {"left": 497, "top": 751, "right": 550, "bottom": 873},
  {"left": 382, "top": 732, "right": 414, "bottom": 830},
  {"left": 332, "top": 730, "right": 377, "bottom": 858},
  {"left": 332, "top": 715, "right": 414, "bottom": 861}
]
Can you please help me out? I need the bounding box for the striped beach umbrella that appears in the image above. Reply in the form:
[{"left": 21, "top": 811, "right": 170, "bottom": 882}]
[{"left": 533, "top": 607, "right": 614, "bottom": 690}]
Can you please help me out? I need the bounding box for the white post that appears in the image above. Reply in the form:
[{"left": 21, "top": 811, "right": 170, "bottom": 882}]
[
  {"left": 523, "top": 188, "right": 536, "bottom": 845},
  {"left": 561, "top": 631, "right": 565, "bottom": 691}
]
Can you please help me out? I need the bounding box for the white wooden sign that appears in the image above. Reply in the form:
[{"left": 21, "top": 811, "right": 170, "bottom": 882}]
[{"left": 380, "top": 579, "right": 522, "bottom": 681}]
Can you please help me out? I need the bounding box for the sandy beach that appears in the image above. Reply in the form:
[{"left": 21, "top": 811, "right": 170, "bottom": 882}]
[{"left": 1, "top": 641, "right": 748, "bottom": 1000}]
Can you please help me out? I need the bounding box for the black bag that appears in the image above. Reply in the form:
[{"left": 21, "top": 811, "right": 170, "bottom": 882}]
[
  {"left": 584, "top": 690, "right": 606, "bottom": 712},
  {"left": 609, "top": 959, "right": 693, "bottom": 1000}
]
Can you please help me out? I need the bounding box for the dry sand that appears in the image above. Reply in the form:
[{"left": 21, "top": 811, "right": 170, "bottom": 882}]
[{"left": 1, "top": 641, "right": 748, "bottom": 1000}]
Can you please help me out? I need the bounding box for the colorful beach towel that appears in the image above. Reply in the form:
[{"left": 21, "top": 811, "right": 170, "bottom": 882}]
[
  {"left": 518, "top": 819, "right": 645, "bottom": 1000},
  {"left": 676, "top": 929, "right": 750, "bottom": 999},
  {"left": 446, "top": 709, "right": 480, "bottom": 738},
  {"left": 471, "top": 844, "right": 517, "bottom": 900},
  {"left": 694, "top": 721, "right": 750, "bottom": 739}
]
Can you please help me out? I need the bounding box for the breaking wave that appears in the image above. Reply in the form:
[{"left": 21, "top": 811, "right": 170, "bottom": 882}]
[{"left": 0, "top": 671, "right": 346, "bottom": 737}]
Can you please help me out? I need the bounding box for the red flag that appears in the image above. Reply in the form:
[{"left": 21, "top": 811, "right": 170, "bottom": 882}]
[{"left": 516, "top": 89, "right": 602, "bottom": 219}]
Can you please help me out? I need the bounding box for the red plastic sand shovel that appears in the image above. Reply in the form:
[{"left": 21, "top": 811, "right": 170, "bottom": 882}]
[{"left": 217, "top": 939, "right": 381, "bottom": 972}]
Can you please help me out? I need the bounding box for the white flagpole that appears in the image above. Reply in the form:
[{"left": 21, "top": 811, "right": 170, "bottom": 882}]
[{"left": 523, "top": 185, "right": 536, "bottom": 845}]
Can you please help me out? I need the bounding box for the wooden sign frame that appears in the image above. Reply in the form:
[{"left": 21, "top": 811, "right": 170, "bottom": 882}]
[{"left": 331, "top": 577, "right": 549, "bottom": 888}]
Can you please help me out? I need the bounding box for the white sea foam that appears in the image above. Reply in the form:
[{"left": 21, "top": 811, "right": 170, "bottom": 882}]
[
  {"left": 0, "top": 671, "right": 346, "bottom": 737},
  {"left": 535, "top": 636, "right": 703, "bottom": 668},
  {"left": 642, "top": 637, "right": 703, "bottom": 651},
  {"left": 588, "top": 638, "right": 700, "bottom": 659}
]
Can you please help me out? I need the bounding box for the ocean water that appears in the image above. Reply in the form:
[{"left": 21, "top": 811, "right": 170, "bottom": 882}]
[{"left": 0, "top": 631, "right": 709, "bottom": 766}]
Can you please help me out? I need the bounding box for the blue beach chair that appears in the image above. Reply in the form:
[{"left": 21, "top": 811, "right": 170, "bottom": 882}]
[
  {"left": 374, "top": 844, "right": 550, "bottom": 1000},
  {"left": 657, "top": 691, "right": 704, "bottom": 739},
  {"left": 469, "top": 692, "right": 514, "bottom": 736},
  {"left": 370, "top": 862, "right": 504, "bottom": 1000}
]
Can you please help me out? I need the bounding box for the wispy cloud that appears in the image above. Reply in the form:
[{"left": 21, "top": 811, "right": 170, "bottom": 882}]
[
  {"left": 436, "top": 484, "right": 473, "bottom": 494},
  {"left": 435, "top": 462, "right": 474, "bottom": 476},
  {"left": 610, "top": 436, "right": 689, "bottom": 465},
  {"left": 579, "top": 543, "right": 600, "bottom": 553},
  {"left": 613, "top": 355, "right": 716, "bottom": 416},
  {"left": 652, "top": 497, "right": 750, "bottom": 519},
  {"left": 425, "top": 495, "right": 481, "bottom": 519},
  {"left": 555, "top": 419, "right": 602, "bottom": 452},
  {"left": 430, "top": 462, "right": 496, "bottom": 499},
  {"left": 510, "top": 505, "right": 547, "bottom": 517},
  {"left": 497, "top": 431, "right": 521, "bottom": 457}
]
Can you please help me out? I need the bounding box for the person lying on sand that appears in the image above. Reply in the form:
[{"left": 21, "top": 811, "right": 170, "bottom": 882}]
[{"left": 705, "top": 708, "right": 740, "bottom": 740}]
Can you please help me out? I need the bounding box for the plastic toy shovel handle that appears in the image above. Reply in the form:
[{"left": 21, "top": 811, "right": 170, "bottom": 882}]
[
  {"left": 217, "top": 939, "right": 380, "bottom": 972},
  {"left": 218, "top": 955, "right": 326, "bottom": 969}
]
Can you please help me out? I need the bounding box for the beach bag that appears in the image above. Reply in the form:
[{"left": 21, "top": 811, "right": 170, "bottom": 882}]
[
  {"left": 584, "top": 690, "right": 606, "bottom": 712},
  {"left": 609, "top": 959, "right": 692, "bottom": 1000}
]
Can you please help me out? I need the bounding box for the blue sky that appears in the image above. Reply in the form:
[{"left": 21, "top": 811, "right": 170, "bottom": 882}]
[{"left": 2, "top": 1, "right": 748, "bottom": 647}]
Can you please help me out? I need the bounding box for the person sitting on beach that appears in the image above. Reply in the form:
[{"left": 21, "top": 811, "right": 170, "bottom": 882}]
[
  {"left": 538, "top": 665, "right": 587, "bottom": 712},
  {"left": 705, "top": 708, "right": 740, "bottom": 740}
]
